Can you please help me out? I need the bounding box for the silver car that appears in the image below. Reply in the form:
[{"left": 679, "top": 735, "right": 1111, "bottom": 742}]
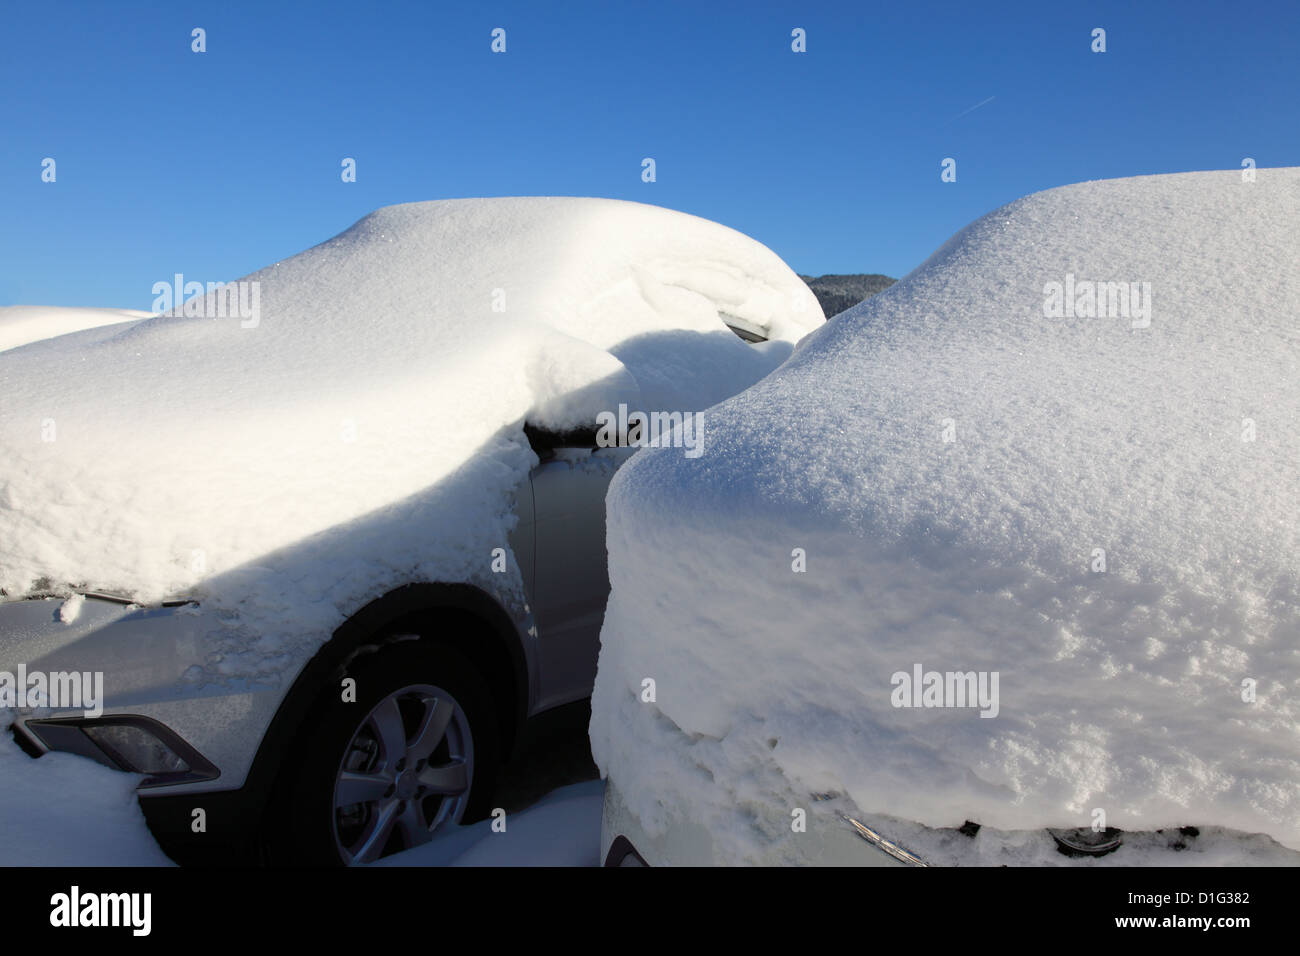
[{"left": 1, "top": 318, "right": 768, "bottom": 867}]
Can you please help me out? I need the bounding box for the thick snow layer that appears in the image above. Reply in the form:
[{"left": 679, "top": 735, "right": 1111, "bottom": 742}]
[
  {"left": 0, "top": 734, "right": 172, "bottom": 866},
  {"left": 0, "top": 306, "right": 153, "bottom": 354},
  {"left": 590, "top": 168, "right": 1300, "bottom": 861},
  {"left": 0, "top": 199, "right": 820, "bottom": 676}
]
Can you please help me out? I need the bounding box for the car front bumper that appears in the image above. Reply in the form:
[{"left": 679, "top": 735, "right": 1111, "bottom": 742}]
[
  {"left": 599, "top": 778, "right": 905, "bottom": 867},
  {"left": 1, "top": 594, "right": 285, "bottom": 796},
  {"left": 601, "top": 773, "right": 1300, "bottom": 867}
]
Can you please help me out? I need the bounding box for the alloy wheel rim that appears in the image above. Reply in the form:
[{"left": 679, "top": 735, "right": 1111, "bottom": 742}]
[{"left": 331, "top": 682, "right": 474, "bottom": 864}]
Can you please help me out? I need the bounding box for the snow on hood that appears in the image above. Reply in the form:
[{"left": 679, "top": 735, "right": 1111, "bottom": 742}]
[
  {"left": 0, "top": 198, "right": 822, "bottom": 628},
  {"left": 590, "top": 168, "right": 1300, "bottom": 858},
  {"left": 0, "top": 306, "right": 154, "bottom": 353}
]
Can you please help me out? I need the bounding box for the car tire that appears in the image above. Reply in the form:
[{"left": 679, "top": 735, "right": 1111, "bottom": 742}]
[{"left": 263, "top": 638, "right": 500, "bottom": 866}]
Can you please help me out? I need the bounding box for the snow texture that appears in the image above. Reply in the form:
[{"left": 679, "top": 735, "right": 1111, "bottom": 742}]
[
  {"left": 374, "top": 779, "right": 604, "bottom": 867},
  {"left": 0, "top": 733, "right": 173, "bottom": 866},
  {"left": 590, "top": 169, "right": 1300, "bottom": 860},
  {"left": 0, "top": 306, "right": 153, "bottom": 354}
]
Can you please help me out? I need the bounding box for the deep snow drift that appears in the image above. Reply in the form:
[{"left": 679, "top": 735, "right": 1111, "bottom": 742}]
[
  {"left": 0, "top": 733, "right": 172, "bottom": 866},
  {"left": 590, "top": 168, "right": 1300, "bottom": 861},
  {"left": 0, "top": 199, "right": 821, "bottom": 682},
  {"left": 0, "top": 305, "right": 153, "bottom": 353}
]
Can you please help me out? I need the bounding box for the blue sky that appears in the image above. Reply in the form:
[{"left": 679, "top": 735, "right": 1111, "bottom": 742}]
[{"left": 2, "top": 0, "right": 1297, "bottom": 309}]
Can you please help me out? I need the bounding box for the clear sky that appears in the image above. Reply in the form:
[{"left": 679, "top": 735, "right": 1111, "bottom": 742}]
[{"left": 2, "top": 0, "right": 1297, "bottom": 309}]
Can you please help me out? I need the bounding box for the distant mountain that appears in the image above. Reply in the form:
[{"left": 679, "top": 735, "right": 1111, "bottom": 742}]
[{"left": 799, "top": 273, "right": 896, "bottom": 319}]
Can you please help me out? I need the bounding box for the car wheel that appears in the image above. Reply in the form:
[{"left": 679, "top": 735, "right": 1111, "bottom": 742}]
[{"left": 265, "top": 639, "right": 500, "bottom": 865}]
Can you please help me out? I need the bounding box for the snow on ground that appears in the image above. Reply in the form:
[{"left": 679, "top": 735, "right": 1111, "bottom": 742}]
[
  {"left": 374, "top": 780, "right": 604, "bottom": 867},
  {"left": 0, "top": 728, "right": 601, "bottom": 866},
  {"left": 0, "top": 198, "right": 821, "bottom": 684},
  {"left": 590, "top": 168, "right": 1300, "bottom": 863},
  {"left": 0, "top": 734, "right": 173, "bottom": 866},
  {"left": 0, "top": 305, "right": 153, "bottom": 353}
]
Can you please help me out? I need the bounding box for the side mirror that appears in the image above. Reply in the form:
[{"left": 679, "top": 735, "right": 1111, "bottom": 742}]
[{"left": 523, "top": 422, "right": 600, "bottom": 458}]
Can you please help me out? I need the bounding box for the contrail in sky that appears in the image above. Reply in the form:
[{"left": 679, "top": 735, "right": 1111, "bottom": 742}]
[{"left": 955, "top": 95, "right": 996, "bottom": 118}]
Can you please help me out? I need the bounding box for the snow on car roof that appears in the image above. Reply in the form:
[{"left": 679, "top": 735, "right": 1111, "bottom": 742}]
[
  {"left": 0, "top": 198, "right": 822, "bottom": 629},
  {"left": 590, "top": 168, "right": 1300, "bottom": 857}
]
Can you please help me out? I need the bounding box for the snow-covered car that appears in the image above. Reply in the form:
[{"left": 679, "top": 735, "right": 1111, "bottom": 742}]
[
  {"left": 0, "top": 197, "right": 823, "bottom": 865},
  {"left": 591, "top": 169, "right": 1300, "bottom": 867}
]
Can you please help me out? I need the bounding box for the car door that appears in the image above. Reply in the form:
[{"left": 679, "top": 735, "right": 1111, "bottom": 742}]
[{"left": 524, "top": 426, "right": 635, "bottom": 711}]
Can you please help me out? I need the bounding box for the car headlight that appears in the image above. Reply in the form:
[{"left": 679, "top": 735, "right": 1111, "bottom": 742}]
[
  {"left": 23, "top": 715, "right": 219, "bottom": 787},
  {"left": 82, "top": 722, "right": 191, "bottom": 775}
]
